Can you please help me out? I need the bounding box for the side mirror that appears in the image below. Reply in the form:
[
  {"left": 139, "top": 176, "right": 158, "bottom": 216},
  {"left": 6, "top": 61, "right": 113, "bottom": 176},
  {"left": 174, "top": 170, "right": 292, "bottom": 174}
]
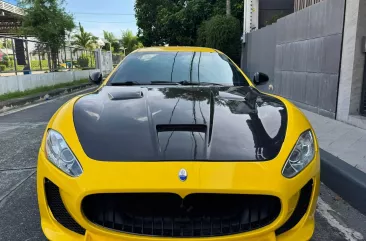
[
  {"left": 253, "top": 72, "right": 269, "bottom": 85},
  {"left": 89, "top": 71, "right": 103, "bottom": 85}
]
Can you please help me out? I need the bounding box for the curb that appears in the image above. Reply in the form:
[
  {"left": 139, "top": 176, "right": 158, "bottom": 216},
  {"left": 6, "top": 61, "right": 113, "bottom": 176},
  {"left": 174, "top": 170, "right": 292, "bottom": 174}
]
[
  {"left": 320, "top": 149, "right": 366, "bottom": 216},
  {"left": 0, "top": 83, "right": 94, "bottom": 110}
]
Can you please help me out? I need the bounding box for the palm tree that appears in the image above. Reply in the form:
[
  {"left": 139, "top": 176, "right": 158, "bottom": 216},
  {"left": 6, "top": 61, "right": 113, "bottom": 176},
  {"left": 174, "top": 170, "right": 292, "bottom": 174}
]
[
  {"left": 103, "top": 30, "right": 120, "bottom": 52},
  {"left": 121, "top": 30, "right": 143, "bottom": 55},
  {"left": 72, "top": 22, "right": 97, "bottom": 50},
  {"left": 103, "top": 31, "right": 116, "bottom": 43}
]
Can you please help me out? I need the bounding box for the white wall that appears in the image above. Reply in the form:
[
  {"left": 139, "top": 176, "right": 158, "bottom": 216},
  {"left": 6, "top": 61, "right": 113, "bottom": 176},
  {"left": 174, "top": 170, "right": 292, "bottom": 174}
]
[
  {"left": 0, "top": 69, "right": 100, "bottom": 95},
  {"left": 95, "top": 49, "right": 113, "bottom": 77}
]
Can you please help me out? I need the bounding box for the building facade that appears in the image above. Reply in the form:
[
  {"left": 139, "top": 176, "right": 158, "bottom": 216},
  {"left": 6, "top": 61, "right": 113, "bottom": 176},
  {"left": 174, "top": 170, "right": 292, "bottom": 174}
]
[{"left": 241, "top": 0, "right": 366, "bottom": 130}]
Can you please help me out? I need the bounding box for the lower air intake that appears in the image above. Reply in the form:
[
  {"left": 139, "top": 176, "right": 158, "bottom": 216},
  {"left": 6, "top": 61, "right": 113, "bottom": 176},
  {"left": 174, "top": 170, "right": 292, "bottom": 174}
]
[
  {"left": 45, "top": 179, "right": 85, "bottom": 235},
  {"left": 82, "top": 193, "right": 281, "bottom": 237}
]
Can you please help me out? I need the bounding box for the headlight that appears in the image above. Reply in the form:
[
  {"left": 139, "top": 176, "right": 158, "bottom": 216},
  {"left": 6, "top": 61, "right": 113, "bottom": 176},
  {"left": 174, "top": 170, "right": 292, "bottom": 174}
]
[
  {"left": 282, "top": 130, "right": 315, "bottom": 178},
  {"left": 45, "top": 129, "right": 83, "bottom": 177}
]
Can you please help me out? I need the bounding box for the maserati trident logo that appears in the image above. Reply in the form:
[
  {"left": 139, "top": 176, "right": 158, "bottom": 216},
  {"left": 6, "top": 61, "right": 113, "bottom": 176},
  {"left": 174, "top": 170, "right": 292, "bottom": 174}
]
[{"left": 178, "top": 168, "right": 188, "bottom": 182}]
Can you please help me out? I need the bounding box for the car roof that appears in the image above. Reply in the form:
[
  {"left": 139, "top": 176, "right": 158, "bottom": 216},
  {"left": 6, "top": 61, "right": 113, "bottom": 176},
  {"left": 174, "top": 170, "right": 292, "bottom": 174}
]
[{"left": 135, "top": 46, "right": 218, "bottom": 53}]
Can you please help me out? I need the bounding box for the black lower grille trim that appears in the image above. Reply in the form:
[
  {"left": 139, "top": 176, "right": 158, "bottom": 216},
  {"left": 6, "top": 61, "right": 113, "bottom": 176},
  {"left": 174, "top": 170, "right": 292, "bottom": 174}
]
[
  {"left": 44, "top": 179, "right": 85, "bottom": 235},
  {"left": 275, "top": 179, "right": 314, "bottom": 235},
  {"left": 82, "top": 193, "right": 281, "bottom": 237}
]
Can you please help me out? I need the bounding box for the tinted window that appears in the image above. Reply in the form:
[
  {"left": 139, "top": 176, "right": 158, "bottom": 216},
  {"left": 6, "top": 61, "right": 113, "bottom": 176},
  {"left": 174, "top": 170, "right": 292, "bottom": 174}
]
[
  {"left": 109, "top": 52, "right": 175, "bottom": 83},
  {"left": 198, "top": 52, "right": 246, "bottom": 85},
  {"left": 172, "top": 52, "right": 195, "bottom": 82},
  {"left": 108, "top": 51, "right": 249, "bottom": 86}
]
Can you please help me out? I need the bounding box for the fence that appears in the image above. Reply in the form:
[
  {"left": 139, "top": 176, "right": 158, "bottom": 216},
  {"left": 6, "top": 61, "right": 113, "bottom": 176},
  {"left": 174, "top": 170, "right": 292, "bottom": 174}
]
[
  {"left": 0, "top": 36, "right": 115, "bottom": 96},
  {"left": 294, "top": 0, "right": 325, "bottom": 11},
  {"left": 0, "top": 35, "right": 97, "bottom": 76},
  {"left": 241, "top": 0, "right": 345, "bottom": 118}
]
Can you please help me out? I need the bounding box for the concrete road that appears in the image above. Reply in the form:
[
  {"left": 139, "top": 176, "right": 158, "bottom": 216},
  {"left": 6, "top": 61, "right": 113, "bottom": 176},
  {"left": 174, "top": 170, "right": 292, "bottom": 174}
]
[{"left": 1, "top": 88, "right": 366, "bottom": 241}]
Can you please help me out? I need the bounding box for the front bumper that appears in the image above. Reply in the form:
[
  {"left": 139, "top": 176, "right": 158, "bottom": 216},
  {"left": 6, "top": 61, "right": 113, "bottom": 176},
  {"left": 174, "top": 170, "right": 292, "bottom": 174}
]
[{"left": 37, "top": 150, "right": 320, "bottom": 241}]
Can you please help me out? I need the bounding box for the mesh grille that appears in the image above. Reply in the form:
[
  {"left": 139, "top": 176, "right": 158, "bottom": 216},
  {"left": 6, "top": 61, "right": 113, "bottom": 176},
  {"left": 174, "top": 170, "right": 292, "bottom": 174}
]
[
  {"left": 82, "top": 193, "right": 281, "bottom": 237},
  {"left": 44, "top": 179, "right": 85, "bottom": 235}
]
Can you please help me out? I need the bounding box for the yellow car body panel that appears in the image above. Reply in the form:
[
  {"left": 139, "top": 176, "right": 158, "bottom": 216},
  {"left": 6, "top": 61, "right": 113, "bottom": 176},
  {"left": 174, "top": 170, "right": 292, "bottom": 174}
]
[{"left": 37, "top": 46, "right": 320, "bottom": 241}]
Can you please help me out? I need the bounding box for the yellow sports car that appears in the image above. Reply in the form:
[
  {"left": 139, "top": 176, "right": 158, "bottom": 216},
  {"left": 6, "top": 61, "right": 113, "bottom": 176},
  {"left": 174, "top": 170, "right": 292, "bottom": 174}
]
[{"left": 37, "top": 47, "right": 320, "bottom": 241}]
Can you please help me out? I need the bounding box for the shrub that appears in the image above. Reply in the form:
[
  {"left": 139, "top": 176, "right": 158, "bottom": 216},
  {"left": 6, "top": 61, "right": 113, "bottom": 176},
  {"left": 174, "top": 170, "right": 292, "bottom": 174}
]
[
  {"left": 77, "top": 54, "right": 95, "bottom": 68},
  {"left": 0, "top": 55, "right": 14, "bottom": 68},
  {"left": 77, "top": 56, "right": 89, "bottom": 68},
  {"left": 197, "top": 15, "right": 241, "bottom": 64},
  {"left": 0, "top": 65, "right": 6, "bottom": 71}
]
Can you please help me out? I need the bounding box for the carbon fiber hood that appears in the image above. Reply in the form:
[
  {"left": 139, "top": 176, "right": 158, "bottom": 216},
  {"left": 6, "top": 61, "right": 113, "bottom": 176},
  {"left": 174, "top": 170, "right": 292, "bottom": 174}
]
[{"left": 73, "top": 86, "right": 287, "bottom": 161}]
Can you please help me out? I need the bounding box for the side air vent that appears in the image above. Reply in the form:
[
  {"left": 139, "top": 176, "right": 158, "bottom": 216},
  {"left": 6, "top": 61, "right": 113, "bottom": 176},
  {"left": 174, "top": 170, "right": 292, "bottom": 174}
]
[
  {"left": 44, "top": 179, "right": 85, "bottom": 235},
  {"left": 275, "top": 179, "right": 314, "bottom": 235}
]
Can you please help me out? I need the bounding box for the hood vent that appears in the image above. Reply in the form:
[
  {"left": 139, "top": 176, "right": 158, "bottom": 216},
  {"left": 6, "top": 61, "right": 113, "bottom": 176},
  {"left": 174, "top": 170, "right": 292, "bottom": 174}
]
[
  {"left": 108, "top": 91, "right": 143, "bottom": 100},
  {"left": 156, "top": 124, "right": 207, "bottom": 133}
]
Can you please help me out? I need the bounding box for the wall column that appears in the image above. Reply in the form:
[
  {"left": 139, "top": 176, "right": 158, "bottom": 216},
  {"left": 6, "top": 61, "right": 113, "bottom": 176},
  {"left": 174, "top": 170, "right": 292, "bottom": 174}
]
[{"left": 337, "top": 0, "right": 366, "bottom": 128}]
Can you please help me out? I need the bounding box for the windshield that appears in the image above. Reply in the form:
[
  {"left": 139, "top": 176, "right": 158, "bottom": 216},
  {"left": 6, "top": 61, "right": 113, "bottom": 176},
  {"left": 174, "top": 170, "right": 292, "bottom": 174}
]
[{"left": 107, "top": 51, "right": 249, "bottom": 86}]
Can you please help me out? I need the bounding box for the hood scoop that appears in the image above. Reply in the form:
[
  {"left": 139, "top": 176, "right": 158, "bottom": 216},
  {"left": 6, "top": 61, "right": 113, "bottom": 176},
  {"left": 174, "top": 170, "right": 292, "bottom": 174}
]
[{"left": 108, "top": 90, "right": 143, "bottom": 100}]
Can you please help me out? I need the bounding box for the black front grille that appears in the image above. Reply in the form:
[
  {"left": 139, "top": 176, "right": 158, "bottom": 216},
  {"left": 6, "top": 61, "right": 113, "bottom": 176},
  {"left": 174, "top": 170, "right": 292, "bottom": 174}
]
[
  {"left": 45, "top": 179, "right": 86, "bottom": 235},
  {"left": 82, "top": 193, "right": 281, "bottom": 237}
]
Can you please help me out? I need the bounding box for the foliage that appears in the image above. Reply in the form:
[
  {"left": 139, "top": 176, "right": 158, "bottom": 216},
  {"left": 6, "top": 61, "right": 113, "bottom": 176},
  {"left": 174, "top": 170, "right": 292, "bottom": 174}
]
[
  {"left": 0, "top": 55, "right": 14, "bottom": 68},
  {"left": 77, "top": 53, "right": 95, "bottom": 68},
  {"left": 31, "top": 43, "right": 48, "bottom": 57},
  {"left": 77, "top": 55, "right": 89, "bottom": 68},
  {"left": 19, "top": 0, "right": 75, "bottom": 69},
  {"left": 72, "top": 22, "right": 98, "bottom": 50},
  {"left": 0, "top": 65, "right": 6, "bottom": 71},
  {"left": 121, "top": 30, "right": 143, "bottom": 55},
  {"left": 0, "top": 39, "right": 13, "bottom": 49},
  {"left": 197, "top": 15, "right": 241, "bottom": 64},
  {"left": 134, "top": 0, "right": 243, "bottom": 46},
  {"left": 103, "top": 31, "right": 121, "bottom": 53}
]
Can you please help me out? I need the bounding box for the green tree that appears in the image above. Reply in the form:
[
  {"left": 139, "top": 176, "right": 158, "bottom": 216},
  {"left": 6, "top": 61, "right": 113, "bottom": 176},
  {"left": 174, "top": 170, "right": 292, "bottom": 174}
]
[
  {"left": 121, "top": 30, "right": 143, "bottom": 55},
  {"left": 135, "top": 0, "right": 243, "bottom": 47},
  {"left": 197, "top": 15, "right": 241, "bottom": 64},
  {"left": 103, "top": 30, "right": 121, "bottom": 52},
  {"left": 72, "top": 22, "right": 98, "bottom": 50},
  {"left": 19, "top": 0, "right": 75, "bottom": 70},
  {"left": 0, "top": 39, "right": 13, "bottom": 49}
]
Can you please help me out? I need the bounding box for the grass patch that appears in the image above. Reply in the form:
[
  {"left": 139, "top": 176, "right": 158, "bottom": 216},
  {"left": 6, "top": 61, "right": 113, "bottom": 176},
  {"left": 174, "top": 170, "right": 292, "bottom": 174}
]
[{"left": 0, "top": 78, "right": 90, "bottom": 102}]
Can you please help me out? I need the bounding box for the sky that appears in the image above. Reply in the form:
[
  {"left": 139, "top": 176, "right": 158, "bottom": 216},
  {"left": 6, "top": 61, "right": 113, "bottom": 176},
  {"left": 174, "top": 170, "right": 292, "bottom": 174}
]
[{"left": 5, "top": 0, "right": 138, "bottom": 38}]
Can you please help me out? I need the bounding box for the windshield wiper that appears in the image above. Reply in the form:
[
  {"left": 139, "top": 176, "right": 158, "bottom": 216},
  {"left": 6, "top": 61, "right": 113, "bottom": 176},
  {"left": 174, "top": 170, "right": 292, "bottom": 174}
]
[
  {"left": 199, "top": 82, "right": 225, "bottom": 86},
  {"left": 178, "top": 80, "right": 225, "bottom": 86},
  {"left": 150, "top": 81, "right": 180, "bottom": 85},
  {"left": 178, "top": 80, "right": 200, "bottom": 85},
  {"left": 110, "top": 80, "right": 225, "bottom": 86},
  {"left": 110, "top": 81, "right": 142, "bottom": 86}
]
